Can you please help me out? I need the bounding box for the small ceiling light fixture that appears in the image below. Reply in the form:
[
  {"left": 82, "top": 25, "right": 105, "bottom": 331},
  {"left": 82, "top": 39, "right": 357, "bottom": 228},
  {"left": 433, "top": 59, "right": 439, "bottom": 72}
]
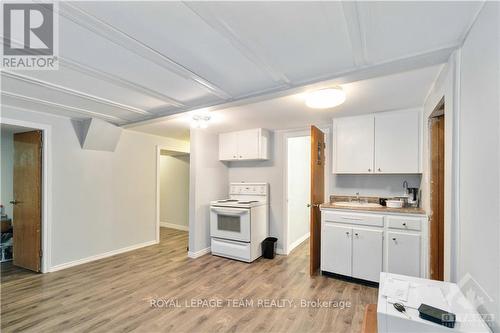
[
  {"left": 191, "top": 113, "right": 211, "bottom": 129},
  {"left": 305, "top": 87, "right": 346, "bottom": 109}
]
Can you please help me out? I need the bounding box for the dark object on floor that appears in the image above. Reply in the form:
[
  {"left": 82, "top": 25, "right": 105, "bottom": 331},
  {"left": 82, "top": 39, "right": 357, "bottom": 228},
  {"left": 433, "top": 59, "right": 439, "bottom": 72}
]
[
  {"left": 361, "top": 304, "right": 378, "bottom": 333},
  {"left": 379, "top": 198, "right": 388, "bottom": 206},
  {"left": 262, "top": 237, "right": 278, "bottom": 259},
  {"left": 418, "top": 303, "right": 456, "bottom": 328}
]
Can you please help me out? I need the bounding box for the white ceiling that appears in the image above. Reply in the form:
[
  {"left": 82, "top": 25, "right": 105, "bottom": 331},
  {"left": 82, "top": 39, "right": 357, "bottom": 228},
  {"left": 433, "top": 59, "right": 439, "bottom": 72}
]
[
  {"left": 131, "top": 64, "right": 443, "bottom": 140},
  {"left": 1, "top": 1, "right": 483, "bottom": 134}
]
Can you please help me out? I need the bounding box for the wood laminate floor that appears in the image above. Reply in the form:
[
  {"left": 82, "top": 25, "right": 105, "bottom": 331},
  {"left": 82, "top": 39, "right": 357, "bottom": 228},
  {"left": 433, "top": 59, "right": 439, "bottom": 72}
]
[{"left": 1, "top": 228, "right": 378, "bottom": 333}]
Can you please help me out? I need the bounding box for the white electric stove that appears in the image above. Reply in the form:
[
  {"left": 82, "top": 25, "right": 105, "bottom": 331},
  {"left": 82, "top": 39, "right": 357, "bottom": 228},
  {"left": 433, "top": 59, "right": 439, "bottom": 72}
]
[{"left": 210, "top": 183, "right": 269, "bottom": 262}]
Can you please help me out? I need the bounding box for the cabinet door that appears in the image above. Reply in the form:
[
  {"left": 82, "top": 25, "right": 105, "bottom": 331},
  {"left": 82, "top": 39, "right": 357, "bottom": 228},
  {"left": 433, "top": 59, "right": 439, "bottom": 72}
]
[
  {"left": 321, "top": 223, "right": 352, "bottom": 276},
  {"left": 219, "top": 132, "right": 238, "bottom": 160},
  {"left": 352, "top": 228, "right": 383, "bottom": 282},
  {"left": 334, "top": 115, "right": 374, "bottom": 173},
  {"left": 237, "top": 129, "right": 260, "bottom": 159},
  {"left": 387, "top": 231, "right": 421, "bottom": 277},
  {"left": 374, "top": 110, "right": 420, "bottom": 173}
]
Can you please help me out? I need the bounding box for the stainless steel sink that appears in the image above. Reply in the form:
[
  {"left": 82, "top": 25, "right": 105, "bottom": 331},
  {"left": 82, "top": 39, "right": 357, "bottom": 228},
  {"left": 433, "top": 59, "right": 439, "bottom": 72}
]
[{"left": 332, "top": 201, "right": 382, "bottom": 208}]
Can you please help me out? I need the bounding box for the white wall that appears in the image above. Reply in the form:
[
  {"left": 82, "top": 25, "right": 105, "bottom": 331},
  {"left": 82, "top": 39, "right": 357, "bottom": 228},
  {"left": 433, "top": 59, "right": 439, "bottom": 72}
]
[
  {"left": 188, "top": 128, "right": 228, "bottom": 254},
  {"left": 287, "top": 136, "right": 310, "bottom": 250},
  {"left": 330, "top": 174, "right": 421, "bottom": 198},
  {"left": 160, "top": 154, "right": 190, "bottom": 229},
  {"left": 457, "top": 3, "right": 500, "bottom": 331},
  {"left": 1, "top": 130, "right": 14, "bottom": 219},
  {"left": 1, "top": 107, "right": 189, "bottom": 269}
]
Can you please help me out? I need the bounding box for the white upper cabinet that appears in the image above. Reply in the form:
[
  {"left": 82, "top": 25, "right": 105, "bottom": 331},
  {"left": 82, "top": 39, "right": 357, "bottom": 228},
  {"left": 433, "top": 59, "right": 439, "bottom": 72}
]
[
  {"left": 219, "top": 128, "right": 270, "bottom": 161},
  {"left": 333, "top": 109, "right": 421, "bottom": 174},
  {"left": 333, "top": 115, "right": 375, "bottom": 174},
  {"left": 374, "top": 110, "right": 420, "bottom": 173}
]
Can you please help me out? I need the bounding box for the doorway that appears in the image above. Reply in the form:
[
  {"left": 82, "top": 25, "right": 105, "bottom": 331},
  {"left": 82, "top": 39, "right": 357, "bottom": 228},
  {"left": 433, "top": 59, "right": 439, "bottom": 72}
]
[
  {"left": 1, "top": 124, "right": 43, "bottom": 273},
  {"left": 429, "top": 100, "right": 445, "bottom": 281},
  {"left": 286, "top": 135, "right": 311, "bottom": 254},
  {"left": 156, "top": 147, "right": 190, "bottom": 251}
]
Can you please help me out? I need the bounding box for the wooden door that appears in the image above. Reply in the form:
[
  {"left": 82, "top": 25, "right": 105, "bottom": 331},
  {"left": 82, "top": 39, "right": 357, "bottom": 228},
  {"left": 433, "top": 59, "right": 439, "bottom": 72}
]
[
  {"left": 334, "top": 114, "right": 374, "bottom": 174},
  {"left": 351, "top": 227, "right": 383, "bottom": 282},
  {"left": 12, "top": 131, "right": 42, "bottom": 272},
  {"left": 309, "top": 126, "right": 325, "bottom": 276},
  {"left": 321, "top": 223, "right": 351, "bottom": 276},
  {"left": 430, "top": 115, "right": 444, "bottom": 280}
]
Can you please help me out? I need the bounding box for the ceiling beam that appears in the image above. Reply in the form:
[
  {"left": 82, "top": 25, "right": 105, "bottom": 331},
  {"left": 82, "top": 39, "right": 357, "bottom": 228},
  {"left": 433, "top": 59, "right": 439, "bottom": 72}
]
[
  {"left": 0, "top": 35, "right": 186, "bottom": 109},
  {"left": 1, "top": 91, "right": 126, "bottom": 124},
  {"left": 340, "top": 2, "right": 368, "bottom": 66},
  {"left": 2, "top": 71, "right": 152, "bottom": 116},
  {"left": 58, "top": 57, "right": 186, "bottom": 108},
  {"left": 59, "top": 2, "right": 232, "bottom": 100},
  {"left": 184, "top": 2, "right": 291, "bottom": 86},
  {"left": 124, "top": 45, "right": 456, "bottom": 129}
]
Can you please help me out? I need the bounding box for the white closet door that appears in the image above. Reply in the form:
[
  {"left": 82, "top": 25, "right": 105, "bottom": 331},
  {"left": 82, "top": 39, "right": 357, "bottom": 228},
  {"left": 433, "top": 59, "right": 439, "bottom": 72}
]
[
  {"left": 352, "top": 227, "right": 383, "bottom": 282},
  {"left": 237, "top": 129, "right": 260, "bottom": 159},
  {"left": 334, "top": 115, "right": 374, "bottom": 173},
  {"left": 321, "top": 223, "right": 352, "bottom": 276},
  {"left": 374, "top": 110, "right": 420, "bottom": 173}
]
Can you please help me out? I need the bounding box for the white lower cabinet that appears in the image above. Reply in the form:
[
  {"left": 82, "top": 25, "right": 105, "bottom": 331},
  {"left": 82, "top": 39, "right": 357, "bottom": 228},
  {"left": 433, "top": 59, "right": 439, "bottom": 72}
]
[
  {"left": 321, "top": 223, "right": 352, "bottom": 276},
  {"left": 387, "top": 231, "right": 421, "bottom": 277},
  {"left": 352, "top": 228, "right": 383, "bottom": 282},
  {"left": 321, "top": 209, "right": 428, "bottom": 283}
]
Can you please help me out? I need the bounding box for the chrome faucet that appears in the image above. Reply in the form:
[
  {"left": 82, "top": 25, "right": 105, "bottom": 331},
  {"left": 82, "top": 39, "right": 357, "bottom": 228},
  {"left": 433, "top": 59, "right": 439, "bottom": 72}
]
[{"left": 402, "top": 181, "right": 409, "bottom": 196}]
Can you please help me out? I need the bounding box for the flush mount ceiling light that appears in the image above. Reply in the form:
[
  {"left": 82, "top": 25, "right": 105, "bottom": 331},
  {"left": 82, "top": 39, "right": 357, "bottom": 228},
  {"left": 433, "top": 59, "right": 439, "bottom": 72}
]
[
  {"left": 305, "top": 87, "right": 346, "bottom": 109},
  {"left": 191, "top": 113, "right": 211, "bottom": 129}
]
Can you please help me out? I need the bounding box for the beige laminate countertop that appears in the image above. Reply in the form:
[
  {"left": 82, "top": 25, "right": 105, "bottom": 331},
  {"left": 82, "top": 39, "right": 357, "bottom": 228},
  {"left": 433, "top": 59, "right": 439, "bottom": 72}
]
[{"left": 320, "top": 203, "right": 426, "bottom": 215}]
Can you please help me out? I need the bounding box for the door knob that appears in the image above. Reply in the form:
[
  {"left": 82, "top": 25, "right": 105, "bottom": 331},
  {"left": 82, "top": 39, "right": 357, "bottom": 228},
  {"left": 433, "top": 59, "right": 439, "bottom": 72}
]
[{"left": 9, "top": 200, "right": 20, "bottom": 205}]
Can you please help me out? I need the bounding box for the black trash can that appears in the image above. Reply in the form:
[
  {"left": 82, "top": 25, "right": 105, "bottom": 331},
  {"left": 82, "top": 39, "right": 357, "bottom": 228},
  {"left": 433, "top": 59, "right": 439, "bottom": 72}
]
[{"left": 262, "top": 237, "right": 278, "bottom": 259}]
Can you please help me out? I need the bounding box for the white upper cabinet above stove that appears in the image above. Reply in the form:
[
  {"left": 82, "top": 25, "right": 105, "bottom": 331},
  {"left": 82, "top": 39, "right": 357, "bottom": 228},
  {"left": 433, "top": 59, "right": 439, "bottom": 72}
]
[
  {"left": 219, "top": 128, "right": 270, "bottom": 161},
  {"left": 333, "top": 109, "right": 421, "bottom": 174}
]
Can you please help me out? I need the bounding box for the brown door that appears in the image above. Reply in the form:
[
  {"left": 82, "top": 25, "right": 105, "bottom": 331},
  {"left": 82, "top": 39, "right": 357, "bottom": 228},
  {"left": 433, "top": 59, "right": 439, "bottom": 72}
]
[
  {"left": 430, "top": 116, "right": 444, "bottom": 280},
  {"left": 309, "top": 126, "right": 325, "bottom": 276},
  {"left": 12, "top": 131, "right": 42, "bottom": 272}
]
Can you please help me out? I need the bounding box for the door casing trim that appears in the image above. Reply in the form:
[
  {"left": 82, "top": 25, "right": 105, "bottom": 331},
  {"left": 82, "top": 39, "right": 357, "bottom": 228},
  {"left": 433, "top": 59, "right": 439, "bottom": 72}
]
[{"left": 1, "top": 117, "right": 52, "bottom": 273}]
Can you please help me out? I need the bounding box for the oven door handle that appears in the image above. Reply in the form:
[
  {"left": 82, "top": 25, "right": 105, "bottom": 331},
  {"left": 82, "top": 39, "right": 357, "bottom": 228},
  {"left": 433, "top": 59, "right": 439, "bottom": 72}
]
[{"left": 211, "top": 207, "right": 248, "bottom": 216}]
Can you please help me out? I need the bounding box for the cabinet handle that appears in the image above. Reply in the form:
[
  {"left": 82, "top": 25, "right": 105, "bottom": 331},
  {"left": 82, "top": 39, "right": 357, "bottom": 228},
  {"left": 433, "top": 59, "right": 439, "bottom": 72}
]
[
  {"left": 239, "top": 156, "right": 242, "bottom": 158},
  {"left": 392, "top": 238, "right": 397, "bottom": 241},
  {"left": 378, "top": 168, "right": 382, "bottom": 172},
  {"left": 233, "top": 155, "right": 236, "bottom": 158},
  {"left": 345, "top": 232, "right": 350, "bottom": 235},
  {"left": 354, "top": 233, "right": 359, "bottom": 237},
  {"left": 341, "top": 216, "right": 362, "bottom": 221},
  {"left": 402, "top": 222, "right": 407, "bottom": 226},
  {"left": 368, "top": 168, "right": 371, "bottom": 172}
]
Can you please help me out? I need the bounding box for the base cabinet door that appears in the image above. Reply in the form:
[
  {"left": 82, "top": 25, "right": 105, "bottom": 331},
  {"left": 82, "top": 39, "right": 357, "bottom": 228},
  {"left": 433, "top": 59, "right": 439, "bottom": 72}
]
[
  {"left": 352, "top": 228, "right": 383, "bottom": 282},
  {"left": 321, "top": 223, "right": 352, "bottom": 276},
  {"left": 387, "top": 231, "right": 421, "bottom": 277}
]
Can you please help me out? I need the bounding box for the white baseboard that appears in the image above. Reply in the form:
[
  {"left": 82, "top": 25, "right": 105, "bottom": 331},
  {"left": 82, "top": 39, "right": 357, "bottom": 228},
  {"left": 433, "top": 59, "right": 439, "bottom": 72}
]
[
  {"left": 188, "top": 247, "right": 211, "bottom": 259},
  {"left": 276, "top": 248, "right": 286, "bottom": 255},
  {"left": 287, "top": 233, "right": 310, "bottom": 255},
  {"left": 160, "top": 221, "right": 189, "bottom": 231},
  {"left": 49, "top": 240, "right": 157, "bottom": 272}
]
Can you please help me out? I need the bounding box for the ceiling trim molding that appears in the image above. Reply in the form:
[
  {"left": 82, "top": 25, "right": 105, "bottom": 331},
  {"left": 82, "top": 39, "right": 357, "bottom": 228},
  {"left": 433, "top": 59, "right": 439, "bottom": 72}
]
[
  {"left": 123, "top": 45, "right": 456, "bottom": 129},
  {"left": 1, "top": 91, "right": 126, "bottom": 123},
  {"left": 2, "top": 71, "right": 152, "bottom": 116},
  {"left": 58, "top": 2, "right": 232, "bottom": 100},
  {"left": 340, "top": 2, "right": 368, "bottom": 66},
  {"left": 58, "top": 58, "right": 186, "bottom": 109},
  {"left": 184, "top": 2, "right": 291, "bottom": 86}
]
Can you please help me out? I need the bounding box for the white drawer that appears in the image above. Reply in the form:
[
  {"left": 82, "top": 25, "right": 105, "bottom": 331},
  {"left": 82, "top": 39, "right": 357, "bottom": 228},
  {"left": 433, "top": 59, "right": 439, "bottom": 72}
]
[
  {"left": 322, "top": 211, "right": 384, "bottom": 227},
  {"left": 211, "top": 238, "right": 251, "bottom": 262},
  {"left": 387, "top": 216, "right": 421, "bottom": 231}
]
